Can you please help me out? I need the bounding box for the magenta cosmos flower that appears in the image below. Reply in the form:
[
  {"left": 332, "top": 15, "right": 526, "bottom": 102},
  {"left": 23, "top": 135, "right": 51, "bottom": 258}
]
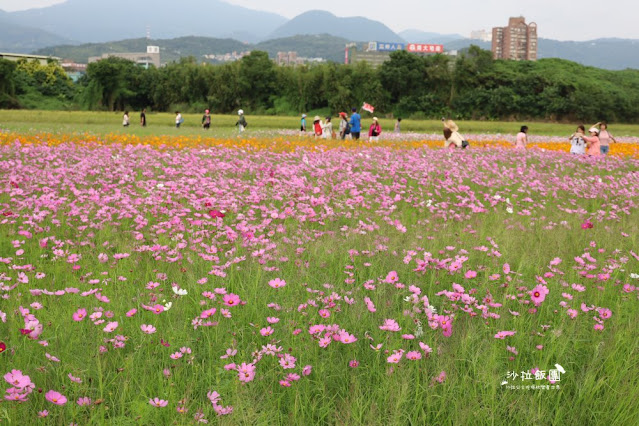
[
  {"left": 223, "top": 293, "right": 241, "bottom": 306},
  {"left": 149, "top": 397, "right": 168, "bottom": 407},
  {"left": 530, "top": 284, "right": 549, "bottom": 306},
  {"left": 45, "top": 390, "right": 67, "bottom": 405}
]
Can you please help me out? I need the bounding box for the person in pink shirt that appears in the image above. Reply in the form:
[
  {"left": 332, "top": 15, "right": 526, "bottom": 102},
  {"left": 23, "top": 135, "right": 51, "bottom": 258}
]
[
  {"left": 515, "top": 125, "right": 528, "bottom": 149},
  {"left": 582, "top": 127, "right": 601, "bottom": 156},
  {"left": 593, "top": 121, "right": 617, "bottom": 155}
]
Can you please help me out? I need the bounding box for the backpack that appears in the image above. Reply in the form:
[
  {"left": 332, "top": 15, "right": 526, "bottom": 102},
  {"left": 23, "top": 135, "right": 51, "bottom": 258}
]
[{"left": 344, "top": 121, "right": 351, "bottom": 135}]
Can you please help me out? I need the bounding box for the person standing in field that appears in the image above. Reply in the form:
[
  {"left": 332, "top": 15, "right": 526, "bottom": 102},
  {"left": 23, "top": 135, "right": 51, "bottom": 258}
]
[
  {"left": 175, "top": 111, "right": 183, "bottom": 128},
  {"left": 300, "top": 114, "right": 307, "bottom": 133},
  {"left": 394, "top": 117, "right": 402, "bottom": 134},
  {"left": 122, "top": 111, "right": 130, "bottom": 127},
  {"left": 593, "top": 121, "right": 617, "bottom": 155},
  {"left": 236, "top": 109, "right": 247, "bottom": 133},
  {"left": 569, "top": 125, "right": 586, "bottom": 155},
  {"left": 313, "top": 116, "right": 323, "bottom": 138},
  {"left": 339, "top": 112, "right": 350, "bottom": 140},
  {"left": 349, "top": 108, "right": 361, "bottom": 140},
  {"left": 322, "top": 116, "right": 334, "bottom": 139},
  {"left": 202, "top": 109, "right": 211, "bottom": 130},
  {"left": 140, "top": 109, "right": 147, "bottom": 127},
  {"left": 368, "top": 117, "right": 382, "bottom": 142},
  {"left": 582, "top": 127, "right": 601, "bottom": 156},
  {"left": 442, "top": 119, "right": 463, "bottom": 149},
  {"left": 515, "top": 125, "right": 528, "bottom": 149}
]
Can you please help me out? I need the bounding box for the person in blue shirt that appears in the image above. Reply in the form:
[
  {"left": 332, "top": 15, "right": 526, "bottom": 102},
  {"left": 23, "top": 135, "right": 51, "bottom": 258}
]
[
  {"left": 300, "top": 114, "right": 307, "bottom": 133},
  {"left": 349, "top": 108, "right": 361, "bottom": 140}
]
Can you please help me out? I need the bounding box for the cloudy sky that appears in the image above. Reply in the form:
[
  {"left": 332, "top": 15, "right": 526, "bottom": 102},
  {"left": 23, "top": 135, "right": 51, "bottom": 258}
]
[{"left": 1, "top": 0, "right": 637, "bottom": 41}]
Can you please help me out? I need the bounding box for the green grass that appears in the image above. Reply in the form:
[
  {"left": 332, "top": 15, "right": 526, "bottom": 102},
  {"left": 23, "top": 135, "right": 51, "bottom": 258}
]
[
  {"left": 2, "top": 109, "right": 639, "bottom": 137},
  {"left": 0, "top": 127, "right": 637, "bottom": 425}
]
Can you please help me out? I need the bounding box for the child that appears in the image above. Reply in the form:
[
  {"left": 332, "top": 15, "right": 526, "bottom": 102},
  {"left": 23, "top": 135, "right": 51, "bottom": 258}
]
[{"left": 122, "top": 111, "right": 130, "bottom": 127}]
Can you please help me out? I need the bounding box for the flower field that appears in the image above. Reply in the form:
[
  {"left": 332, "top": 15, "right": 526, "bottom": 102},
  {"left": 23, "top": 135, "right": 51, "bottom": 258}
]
[{"left": 1, "top": 131, "right": 638, "bottom": 424}]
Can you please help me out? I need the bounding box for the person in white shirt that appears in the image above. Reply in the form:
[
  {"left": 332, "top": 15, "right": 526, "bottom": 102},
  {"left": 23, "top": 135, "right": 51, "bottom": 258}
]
[
  {"left": 122, "top": 111, "right": 130, "bottom": 127},
  {"left": 175, "top": 111, "right": 183, "bottom": 128}
]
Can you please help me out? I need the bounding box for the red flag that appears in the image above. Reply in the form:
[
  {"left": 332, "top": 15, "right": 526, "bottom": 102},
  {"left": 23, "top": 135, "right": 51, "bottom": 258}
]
[{"left": 362, "top": 102, "right": 375, "bottom": 113}]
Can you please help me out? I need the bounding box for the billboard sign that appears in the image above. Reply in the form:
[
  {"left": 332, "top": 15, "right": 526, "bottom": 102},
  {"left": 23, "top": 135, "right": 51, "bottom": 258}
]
[
  {"left": 374, "top": 42, "right": 406, "bottom": 52},
  {"left": 406, "top": 43, "right": 444, "bottom": 54}
]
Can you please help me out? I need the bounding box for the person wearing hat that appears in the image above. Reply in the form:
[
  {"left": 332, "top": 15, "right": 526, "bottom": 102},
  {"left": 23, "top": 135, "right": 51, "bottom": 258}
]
[
  {"left": 202, "top": 109, "right": 211, "bottom": 130},
  {"left": 582, "top": 126, "right": 601, "bottom": 156},
  {"left": 349, "top": 108, "right": 361, "bottom": 140},
  {"left": 300, "top": 114, "right": 307, "bottom": 133},
  {"left": 313, "top": 116, "right": 323, "bottom": 138},
  {"left": 442, "top": 119, "right": 463, "bottom": 149},
  {"left": 368, "top": 117, "right": 382, "bottom": 142},
  {"left": 338, "top": 112, "right": 350, "bottom": 140},
  {"left": 236, "top": 109, "right": 247, "bottom": 133}
]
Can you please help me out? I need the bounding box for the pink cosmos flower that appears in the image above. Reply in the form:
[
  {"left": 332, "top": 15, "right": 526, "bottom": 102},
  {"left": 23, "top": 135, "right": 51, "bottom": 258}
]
[
  {"left": 379, "top": 319, "right": 401, "bottom": 332},
  {"left": 38, "top": 410, "right": 48, "bottom": 418},
  {"left": 200, "top": 308, "right": 216, "bottom": 319},
  {"left": 223, "top": 293, "right": 240, "bottom": 306},
  {"left": 268, "top": 278, "right": 286, "bottom": 289},
  {"left": 77, "top": 396, "right": 91, "bottom": 406},
  {"left": 266, "top": 317, "right": 280, "bottom": 324},
  {"left": 530, "top": 284, "right": 549, "bottom": 306},
  {"left": 338, "top": 331, "right": 357, "bottom": 344},
  {"left": 494, "top": 330, "right": 516, "bottom": 339},
  {"left": 149, "top": 397, "right": 168, "bottom": 407},
  {"left": 4, "top": 370, "right": 31, "bottom": 388},
  {"left": 237, "top": 363, "right": 256, "bottom": 383},
  {"left": 387, "top": 351, "right": 404, "bottom": 363},
  {"left": 406, "top": 351, "right": 422, "bottom": 360},
  {"left": 302, "top": 365, "right": 312, "bottom": 376},
  {"left": 318, "top": 309, "right": 331, "bottom": 318},
  {"left": 464, "top": 270, "right": 477, "bottom": 279},
  {"left": 45, "top": 390, "right": 67, "bottom": 405},
  {"left": 126, "top": 309, "right": 137, "bottom": 317},
  {"left": 260, "top": 326, "right": 274, "bottom": 336},
  {"left": 384, "top": 271, "right": 399, "bottom": 283},
  {"left": 68, "top": 373, "right": 82, "bottom": 383},
  {"left": 567, "top": 309, "right": 578, "bottom": 319},
  {"left": 349, "top": 360, "right": 359, "bottom": 368},
  {"left": 141, "top": 324, "right": 157, "bottom": 334},
  {"left": 103, "top": 322, "right": 118, "bottom": 333}
]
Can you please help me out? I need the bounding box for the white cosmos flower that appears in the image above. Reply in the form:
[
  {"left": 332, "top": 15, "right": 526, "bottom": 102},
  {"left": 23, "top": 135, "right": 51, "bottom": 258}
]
[
  {"left": 506, "top": 207, "right": 514, "bottom": 214},
  {"left": 630, "top": 273, "right": 639, "bottom": 279},
  {"left": 172, "top": 286, "right": 188, "bottom": 296}
]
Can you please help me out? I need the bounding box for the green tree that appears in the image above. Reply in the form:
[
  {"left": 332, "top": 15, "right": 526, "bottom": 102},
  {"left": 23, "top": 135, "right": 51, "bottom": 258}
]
[{"left": 0, "top": 59, "right": 20, "bottom": 108}]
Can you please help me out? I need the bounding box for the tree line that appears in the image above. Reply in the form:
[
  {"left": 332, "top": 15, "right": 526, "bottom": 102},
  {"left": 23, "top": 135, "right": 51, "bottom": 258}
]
[{"left": 2, "top": 46, "right": 639, "bottom": 122}]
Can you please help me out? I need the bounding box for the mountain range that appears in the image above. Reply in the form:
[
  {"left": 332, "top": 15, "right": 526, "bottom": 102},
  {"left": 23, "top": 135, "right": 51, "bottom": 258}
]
[{"left": 2, "top": 2, "right": 639, "bottom": 70}]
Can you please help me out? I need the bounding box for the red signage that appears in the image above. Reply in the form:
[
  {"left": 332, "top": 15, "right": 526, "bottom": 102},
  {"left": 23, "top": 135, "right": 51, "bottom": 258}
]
[{"left": 406, "top": 43, "right": 444, "bottom": 54}]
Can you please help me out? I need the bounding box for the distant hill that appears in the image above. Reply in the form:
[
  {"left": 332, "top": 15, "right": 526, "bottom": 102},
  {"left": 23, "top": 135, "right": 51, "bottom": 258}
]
[
  {"left": 443, "top": 38, "right": 639, "bottom": 70},
  {"left": 399, "top": 29, "right": 464, "bottom": 44},
  {"left": 255, "top": 34, "right": 349, "bottom": 63},
  {"left": 0, "top": 10, "right": 74, "bottom": 52},
  {"left": 538, "top": 38, "right": 639, "bottom": 70},
  {"left": 34, "top": 34, "right": 349, "bottom": 64},
  {"left": 268, "top": 10, "right": 404, "bottom": 43},
  {"left": 5, "top": 0, "right": 286, "bottom": 44},
  {"left": 34, "top": 37, "right": 251, "bottom": 64}
]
